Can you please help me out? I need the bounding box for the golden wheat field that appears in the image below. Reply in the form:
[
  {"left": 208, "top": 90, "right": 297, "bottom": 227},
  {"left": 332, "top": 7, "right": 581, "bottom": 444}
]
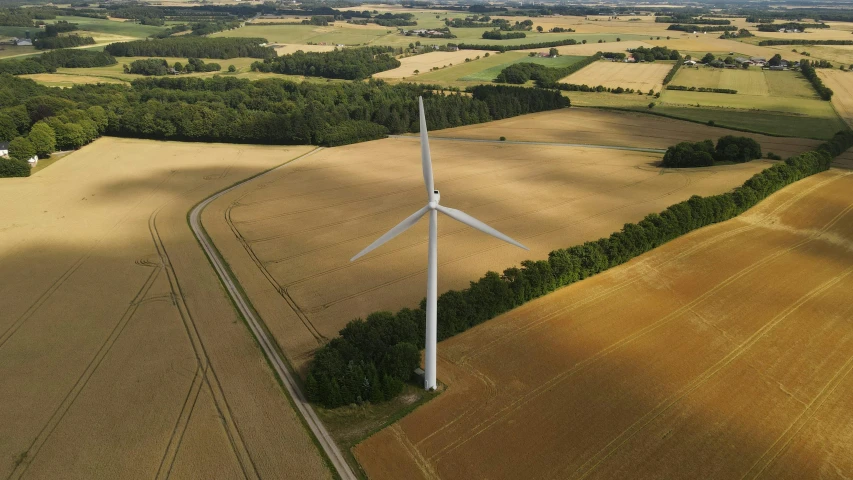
[
  {"left": 559, "top": 60, "right": 674, "bottom": 92},
  {"left": 374, "top": 51, "right": 486, "bottom": 79},
  {"left": 818, "top": 69, "right": 853, "bottom": 128},
  {"left": 430, "top": 108, "right": 821, "bottom": 157},
  {"left": 354, "top": 167, "right": 853, "bottom": 480},
  {"left": 204, "top": 109, "right": 819, "bottom": 372},
  {"left": 0, "top": 138, "right": 330, "bottom": 479}
]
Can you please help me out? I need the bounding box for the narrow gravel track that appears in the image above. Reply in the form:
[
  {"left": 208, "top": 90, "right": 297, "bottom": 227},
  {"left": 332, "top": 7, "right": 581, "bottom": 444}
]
[{"left": 188, "top": 147, "right": 358, "bottom": 480}]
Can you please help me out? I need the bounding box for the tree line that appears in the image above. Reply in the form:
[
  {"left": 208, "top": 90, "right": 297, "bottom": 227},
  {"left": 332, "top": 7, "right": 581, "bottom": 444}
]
[
  {"left": 800, "top": 59, "right": 833, "bottom": 100},
  {"left": 482, "top": 30, "right": 527, "bottom": 40},
  {"left": 662, "top": 135, "right": 762, "bottom": 168},
  {"left": 457, "top": 38, "right": 581, "bottom": 53},
  {"left": 306, "top": 129, "right": 853, "bottom": 408},
  {"left": 105, "top": 37, "right": 275, "bottom": 59},
  {"left": 0, "top": 49, "right": 116, "bottom": 75},
  {"left": 629, "top": 46, "right": 681, "bottom": 62},
  {"left": 756, "top": 22, "right": 828, "bottom": 32},
  {"left": 125, "top": 57, "right": 222, "bottom": 76},
  {"left": 655, "top": 16, "right": 731, "bottom": 25},
  {"left": 758, "top": 39, "right": 853, "bottom": 46},
  {"left": 250, "top": 46, "right": 401, "bottom": 80},
  {"left": 667, "top": 24, "right": 737, "bottom": 32},
  {"left": 667, "top": 85, "right": 737, "bottom": 94},
  {"left": 662, "top": 56, "right": 684, "bottom": 85},
  {"left": 34, "top": 34, "right": 95, "bottom": 50}
]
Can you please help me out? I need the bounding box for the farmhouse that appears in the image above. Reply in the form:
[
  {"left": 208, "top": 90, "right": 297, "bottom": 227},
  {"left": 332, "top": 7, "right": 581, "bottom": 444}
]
[
  {"left": 0, "top": 142, "right": 8, "bottom": 157},
  {"left": 9, "top": 38, "right": 33, "bottom": 46},
  {"left": 735, "top": 57, "right": 755, "bottom": 66},
  {"left": 684, "top": 60, "right": 696, "bottom": 66}
]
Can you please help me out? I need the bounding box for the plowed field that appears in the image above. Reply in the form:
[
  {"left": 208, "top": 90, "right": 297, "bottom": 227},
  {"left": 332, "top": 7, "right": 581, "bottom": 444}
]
[
  {"left": 354, "top": 167, "right": 853, "bottom": 480},
  {"left": 0, "top": 138, "right": 330, "bottom": 479}
]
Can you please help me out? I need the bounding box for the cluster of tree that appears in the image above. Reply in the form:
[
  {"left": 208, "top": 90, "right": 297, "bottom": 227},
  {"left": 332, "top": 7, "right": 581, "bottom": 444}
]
[
  {"left": 372, "top": 12, "right": 417, "bottom": 27},
  {"left": 629, "top": 46, "right": 681, "bottom": 62},
  {"left": 126, "top": 58, "right": 170, "bottom": 76},
  {"left": 296, "top": 16, "right": 330, "bottom": 26},
  {"left": 444, "top": 16, "right": 494, "bottom": 28},
  {"left": 307, "top": 129, "right": 853, "bottom": 407},
  {"left": 33, "top": 34, "right": 95, "bottom": 50},
  {"left": 458, "top": 38, "right": 580, "bottom": 53},
  {"left": 403, "top": 27, "right": 455, "bottom": 39},
  {"left": 662, "top": 57, "right": 684, "bottom": 85},
  {"left": 496, "top": 53, "right": 601, "bottom": 88},
  {"left": 739, "top": 8, "right": 853, "bottom": 23},
  {"left": 190, "top": 20, "right": 242, "bottom": 35},
  {"left": 250, "top": 46, "right": 401, "bottom": 80},
  {"left": 105, "top": 37, "right": 275, "bottom": 60},
  {"left": 756, "top": 22, "right": 828, "bottom": 32},
  {"left": 549, "top": 27, "right": 575, "bottom": 33},
  {"left": 42, "top": 20, "right": 78, "bottom": 36},
  {"left": 758, "top": 39, "right": 853, "bottom": 46},
  {"left": 601, "top": 52, "right": 627, "bottom": 60},
  {"left": 746, "top": 16, "right": 774, "bottom": 23},
  {"left": 655, "top": 16, "right": 731, "bottom": 25},
  {"left": 150, "top": 24, "right": 190, "bottom": 39},
  {"left": 667, "top": 24, "right": 737, "bottom": 32},
  {"left": 800, "top": 60, "right": 834, "bottom": 100},
  {"left": 666, "top": 85, "right": 737, "bottom": 94},
  {"left": 482, "top": 30, "right": 527, "bottom": 40},
  {"left": 662, "top": 136, "right": 762, "bottom": 167},
  {"left": 0, "top": 49, "right": 116, "bottom": 75},
  {"left": 719, "top": 29, "right": 753, "bottom": 39},
  {"left": 492, "top": 19, "right": 534, "bottom": 31}
]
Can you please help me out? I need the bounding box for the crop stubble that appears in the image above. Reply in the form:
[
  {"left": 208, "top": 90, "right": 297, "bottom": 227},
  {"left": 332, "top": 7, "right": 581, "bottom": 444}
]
[
  {"left": 353, "top": 168, "right": 853, "bottom": 479},
  {"left": 559, "top": 61, "right": 673, "bottom": 92},
  {"left": 209, "top": 109, "right": 819, "bottom": 375},
  {"left": 0, "top": 138, "right": 330, "bottom": 479}
]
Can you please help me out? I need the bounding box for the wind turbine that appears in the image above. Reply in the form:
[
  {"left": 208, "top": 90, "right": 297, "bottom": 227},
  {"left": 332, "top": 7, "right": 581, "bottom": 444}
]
[{"left": 350, "top": 97, "right": 528, "bottom": 391}]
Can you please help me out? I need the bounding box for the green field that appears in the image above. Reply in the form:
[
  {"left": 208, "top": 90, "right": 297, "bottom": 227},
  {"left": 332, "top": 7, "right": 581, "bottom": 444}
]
[
  {"left": 459, "top": 54, "right": 585, "bottom": 81},
  {"left": 670, "top": 67, "right": 818, "bottom": 98},
  {"left": 53, "top": 16, "right": 169, "bottom": 39}
]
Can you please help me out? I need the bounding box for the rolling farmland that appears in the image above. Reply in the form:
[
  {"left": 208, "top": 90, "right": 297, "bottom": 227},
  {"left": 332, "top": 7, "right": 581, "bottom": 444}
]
[
  {"left": 204, "top": 109, "right": 820, "bottom": 372},
  {"left": 355, "top": 167, "right": 853, "bottom": 480},
  {"left": 559, "top": 61, "right": 673, "bottom": 92},
  {"left": 374, "top": 51, "right": 486, "bottom": 79},
  {"left": 0, "top": 138, "right": 330, "bottom": 479}
]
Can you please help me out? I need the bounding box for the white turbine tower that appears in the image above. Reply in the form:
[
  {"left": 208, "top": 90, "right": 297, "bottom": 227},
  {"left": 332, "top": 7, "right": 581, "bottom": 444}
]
[{"left": 351, "top": 97, "right": 528, "bottom": 391}]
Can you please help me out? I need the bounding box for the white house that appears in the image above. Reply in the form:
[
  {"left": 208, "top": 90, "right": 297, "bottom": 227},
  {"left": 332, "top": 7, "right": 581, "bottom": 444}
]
[
  {"left": 684, "top": 60, "right": 696, "bottom": 66},
  {"left": 0, "top": 142, "right": 8, "bottom": 157},
  {"left": 15, "top": 38, "right": 32, "bottom": 46}
]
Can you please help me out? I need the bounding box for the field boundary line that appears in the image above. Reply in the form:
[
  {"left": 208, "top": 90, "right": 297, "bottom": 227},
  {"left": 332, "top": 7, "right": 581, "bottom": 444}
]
[
  {"left": 388, "top": 135, "right": 668, "bottom": 153},
  {"left": 187, "top": 148, "right": 358, "bottom": 480}
]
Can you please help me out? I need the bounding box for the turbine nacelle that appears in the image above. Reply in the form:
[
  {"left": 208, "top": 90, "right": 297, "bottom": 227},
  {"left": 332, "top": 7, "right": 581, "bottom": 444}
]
[{"left": 428, "top": 190, "right": 440, "bottom": 209}]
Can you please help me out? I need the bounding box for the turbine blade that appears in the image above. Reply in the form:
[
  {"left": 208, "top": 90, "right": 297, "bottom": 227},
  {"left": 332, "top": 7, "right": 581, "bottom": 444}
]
[
  {"left": 351, "top": 205, "right": 430, "bottom": 261},
  {"left": 419, "top": 96, "right": 436, "bottom": 201},
  {"left": 436, "top": 205, "right": 529, "bottom": 251}
]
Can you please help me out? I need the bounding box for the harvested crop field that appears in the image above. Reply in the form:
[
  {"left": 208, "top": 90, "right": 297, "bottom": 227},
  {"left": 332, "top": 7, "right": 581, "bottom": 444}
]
[
  {"left": 670, "top": 68, "right": 817, "bottom": 98},
  {"left": 374, "top": 51, "right": 484, "bottom": 79},
  {"left": 0, "top": 138, "right": 330, "bottom": 479},
  {"left": 205, "top": 111, "right": 818, "bottom": 372},
  {"left": 559, "top": 60, "right": 673, "bottom": 92},
  {"left": 354, "top": 167, "right": 853, "bottom": 480},
  {"left": 431, "top": 108, "right": 821, "bottom": 157},
  {"left": 818, "top": 69, "right": 853, "bottom": 128}
]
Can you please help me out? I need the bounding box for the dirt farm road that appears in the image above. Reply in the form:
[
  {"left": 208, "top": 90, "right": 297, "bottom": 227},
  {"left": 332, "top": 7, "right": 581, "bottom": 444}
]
[{"left": 187, "top": 147, "right": 358, "bottom": 480}]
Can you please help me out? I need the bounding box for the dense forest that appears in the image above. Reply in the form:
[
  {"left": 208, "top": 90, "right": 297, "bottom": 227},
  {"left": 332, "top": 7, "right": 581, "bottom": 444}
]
[
  {"left": 105, "top": 37, "right": 275, "bottom": 59},
  {"left": 33, "top": 34, "right": 95, "bottom": 50},
  {"left": 0, "top": 75, "right": 568, "bottom": 165},
  {"left": 251, "top": 47, "right": 401, "bottom": 80},
  {"left": 0, "top": 50, "right": 116, "bottom": 75},
  {"left": 662, "top": 136, "right": 762, "bottom": 168},
  {"left": 629, "top": 46, "right": 681, "bottom": 61},
  {"left": 306, "top": 129, "right": 853, "bottom": 408}
]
